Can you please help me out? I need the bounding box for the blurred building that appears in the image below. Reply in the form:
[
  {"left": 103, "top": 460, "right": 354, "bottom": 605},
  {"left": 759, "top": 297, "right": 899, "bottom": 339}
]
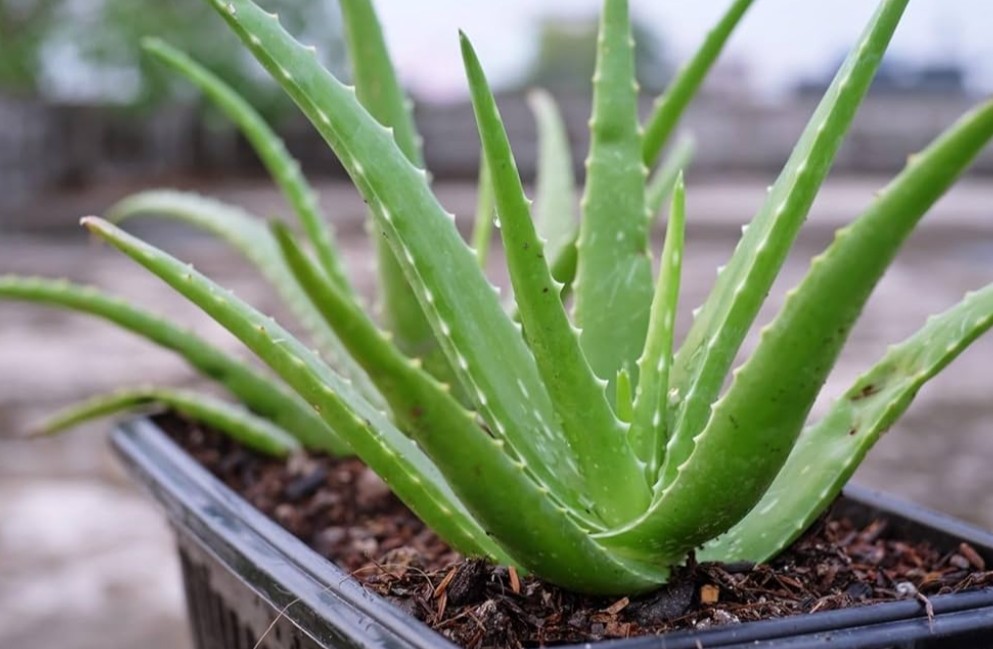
[{"left": 796, "top": 57, "right": 969, "bottom": 97}]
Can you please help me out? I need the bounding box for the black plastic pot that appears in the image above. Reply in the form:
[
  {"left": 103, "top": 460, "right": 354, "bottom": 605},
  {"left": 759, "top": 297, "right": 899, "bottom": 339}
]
[{"left": 112, "top": 418, "right": 993, "bottom": 649}]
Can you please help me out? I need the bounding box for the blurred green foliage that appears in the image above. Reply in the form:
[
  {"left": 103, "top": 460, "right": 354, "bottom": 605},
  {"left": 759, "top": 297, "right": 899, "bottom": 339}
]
[
  {"left": 528, "top": 13, "right": 670, "bottom": 93},
  {"left": 0, "top": 0, "right": 343, "bottom": 118}
]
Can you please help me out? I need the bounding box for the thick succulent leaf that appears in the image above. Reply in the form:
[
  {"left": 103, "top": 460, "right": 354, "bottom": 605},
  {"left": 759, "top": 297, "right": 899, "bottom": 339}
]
[
  {"left": 470, "top": 155, "right": 495, "bottom": 268},
  {"left": 207, "top": 0, "right": 592, "bottom": 518},
  {"left": 82, "top": 216, "right": 507, "bottom": 561},
  {"left": 108, "top": 190, "right": 325, "bottom": 343},
  {"left": 574, "top": 0, "right": 653, "bottom": 396},
  {"left": 37, "top": 387, "right": 300, "bottom": 457},
  {"left": 339, "top": 0, "right": 443, "bottom": 383},
  {"left": 0, "top": 275, "right": 346, "bottom": 455},
  {"left": 107, "top": 189, "right": 379, "bottom": 402},
  {"left": 629, "top": 176, "right": 685, "bottom": 477},
  {"left": 528, "top": 89, "right": 578, "bottom": 285},
  {"left": 614, "top": 368, "right": 633, "bottom": 423},
  {"left": 652, "top": 98, "right": 993, "bottom": 544},
  {"left": 647, "top": 133, "right": 696, "bottom": 225},
  {"left": 642, "top": 0, "right": 753, "bottom": 168},
  {"left": 272, "top": 225, "right": 676, "bottom": 591},
  {"left": 462, "top": 34, "right": 649, "bottom": 526},
  {"left": 142, "top": 37, "right": 351, "bottom": 292},
  {"left": 703, "top": 283, "right": 993, "bottom": 563},
  {"left": 597, "top": 0, "right": 911, "bottom": 560},
  {"left": 338, "top": 0, "right": 423, "bottom": 166},
  {"left": 662, "top": 0, "right": 909, "bottom": 492}
]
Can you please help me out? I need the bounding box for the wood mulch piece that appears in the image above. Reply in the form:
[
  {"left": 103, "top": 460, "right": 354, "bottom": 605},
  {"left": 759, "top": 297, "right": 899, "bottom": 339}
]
[{"left": 160, "top": 413, "right": 993, "bottom": 648}]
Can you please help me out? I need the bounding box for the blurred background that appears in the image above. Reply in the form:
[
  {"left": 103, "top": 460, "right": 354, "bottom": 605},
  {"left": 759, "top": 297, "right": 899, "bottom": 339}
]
[{"left": 1, "top": 1, "right": 992, "bottom": 647}]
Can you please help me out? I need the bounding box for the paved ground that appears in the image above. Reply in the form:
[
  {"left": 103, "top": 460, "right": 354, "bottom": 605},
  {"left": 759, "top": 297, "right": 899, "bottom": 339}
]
[{"left": 1, "top": 177, "right": 992, "bottom": 648}]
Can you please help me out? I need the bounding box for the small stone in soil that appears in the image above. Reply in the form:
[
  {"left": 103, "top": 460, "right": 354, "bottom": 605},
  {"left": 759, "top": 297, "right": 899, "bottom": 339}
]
[
  {"left": 283, "top": 466, "right": 328, "bottom": 502},
  {"left": 628, "top": 579, "right": 695, "bottom": 624}
]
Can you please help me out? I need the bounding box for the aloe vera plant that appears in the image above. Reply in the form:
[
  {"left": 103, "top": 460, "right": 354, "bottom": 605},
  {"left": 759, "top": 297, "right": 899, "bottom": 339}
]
[{"left": 6, "top": 0, "right": 993, "bottom": 595}]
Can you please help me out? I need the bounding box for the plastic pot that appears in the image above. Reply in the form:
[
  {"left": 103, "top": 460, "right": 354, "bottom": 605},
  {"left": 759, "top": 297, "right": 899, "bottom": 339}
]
[{"left": 111, "top": 418, "right": 993, "bottom": 649}]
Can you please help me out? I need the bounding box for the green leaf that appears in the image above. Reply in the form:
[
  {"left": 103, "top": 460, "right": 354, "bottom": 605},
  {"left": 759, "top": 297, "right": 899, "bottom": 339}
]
[
  {"left": 614, "top": 368, "right": 633, "bottom": 424},
  {"left": 141, "top": 37, "right": 352, "bottom": 292},
  {"left": 338, "top": 0, "right": 423, "bottom": 166},
  {"left": 338, "top": 0, "right": 444, "bottom": 384},
  {"left": 647, "top": 133, "right": 695, "bottom": 226},
  {"left": 272, "top": 222, "right": 673, "bottom": 590},
  {"left": 670, "top": 98, "right": 993, "bottom": 549},
  {"left": 642, "top": 0, "right": 753, "bottom": 168},
  {"left": 661, "top": 0, "right": 910, "bottom": 493},
  {"left": 629, "top": 176, "right": 685, "bottom": 477},
  {"left": 703, "top": 282, "right": 993, "bottom": 563},
  {"left": 574, "top": 0, "right": 653, "bottom": 397},
  {"left": 107, "top": 189, "right": 380, "bottom": 403},
  {"left": 0, "top": 275, "right": 347, "bottom": 455},
  {"left": 88, "top": 215, "right": 670, "bottom": 593},
  {"left": 207, "top": 0, "right": 594, "bottom": 521},
  {"left": 600, "top": 0, "right": 911, "bottom": 561},
  {"left": 462, "top": 32, "right": 649, "bottom": 526},
  {"left": 528, "top": 89, "right": 578, "bottom": 285},
  {"left": 37, "top": 387, "right": 300, "bottom": 457},
  {"left": 82, "top": 216, "right": 507, "bottom": 562},
  {"left": 470, "top": 155, "right": 496, "bottom": 268}
]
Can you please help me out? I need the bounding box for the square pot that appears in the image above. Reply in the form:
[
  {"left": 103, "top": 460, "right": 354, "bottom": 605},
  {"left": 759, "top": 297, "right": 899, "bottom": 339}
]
[{"left": 111, "top": 418, "right": 993, "bottom": 649}]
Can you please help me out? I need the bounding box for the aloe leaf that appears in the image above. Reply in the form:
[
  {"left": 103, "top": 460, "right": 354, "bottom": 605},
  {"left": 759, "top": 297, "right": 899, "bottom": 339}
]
[
  {"left": 89, "top": 216, "right": 672, "bottom": 592},
  {"left": 275, "top": 246, "right": 657, "bottom": 589},
  {"left": 272, "top": 221, "right": 441, "bottom": 411},
  {"left": 703, "top": 283, "right": 993, "bottom": 563},
  {"left": 207, "top": 0, "right": 591, "bottom": 517},
  {"left": 277, "top": 224, "right": 668, "bottom": 590},
  {"left": 274, "top": 222, "right": 430, "bottom": 433},
  {"left": 141, "top": 37, "right": 351, "bottom": 292},
  {"left": 338, "top": 0, "right": 445, "bottom": 384},
  {"left": 656, "top": 99, "right": 993, "bottom": 546},
  {"left": 108, "top": 190, "right": 322, "bottom": 342},
  {"left": 0, "top": 275, "right": 347, "bottom": 455},
  {"left": 82, "top": 216, "right": 507, "bottom": 562},
  {"left": 338, "top": 0, "right": 423, "bottom": 166},
  {"left": 528, "top": 89, "right": 578, "bottom": 285},
  {"left": 37, "top": 387, "right": 300, "bottom": 457},
  {"left": 470, "top": 155, "right": 495, "bottom": 268},
  {"left": 647, "top": 133, "right": 695, "bottom": 225},
  {"left": 642, "top": 0, "right": 753, "bottom": 168},
  {"left": 574, "top": 0, "right": 654, "bottom": 396},
  {"left": 629, "top": 176, "right": 685, "bottom": 476},
  {"left": 107, "top": 189, "right": 379, "bottom": 402},
  {"left": 597, "top": 0, "right": 912, "bottom": 560},
  {"left": 615, "top": 368, "right": 633, "bottom": 423},
  {"left": 462, "top": 33, "right": 649, "bottom": 525},
  {"left": 270, "top": 225, "right": 673, "bottom": 593},
  {"left": 662, "top": 0, "right": 909, "bottom": 491}
]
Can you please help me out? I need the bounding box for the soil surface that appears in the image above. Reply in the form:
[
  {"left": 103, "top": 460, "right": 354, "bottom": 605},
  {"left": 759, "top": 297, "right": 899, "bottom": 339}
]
[{"left": 162, "top": 413, "right": 993, "bottom": 649}]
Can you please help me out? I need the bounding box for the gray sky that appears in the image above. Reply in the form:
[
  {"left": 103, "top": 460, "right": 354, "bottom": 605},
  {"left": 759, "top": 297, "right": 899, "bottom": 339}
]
[{"left": 371, "top": 0, "right": 993, "bottom": 100}]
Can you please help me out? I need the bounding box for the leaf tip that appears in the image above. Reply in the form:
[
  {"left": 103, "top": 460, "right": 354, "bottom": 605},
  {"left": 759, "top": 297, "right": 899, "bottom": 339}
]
[
  {"left": 458, "top": 30, "right": 478, "bottom": 65},
  {"left": 140, "top": 36, "right": 164, "bottom": 53}
]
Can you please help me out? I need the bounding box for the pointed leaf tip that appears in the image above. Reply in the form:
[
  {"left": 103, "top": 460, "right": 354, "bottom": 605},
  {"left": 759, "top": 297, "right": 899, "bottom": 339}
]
[{"left": 459, "top": 31, "right": 476, "bottom": 60}]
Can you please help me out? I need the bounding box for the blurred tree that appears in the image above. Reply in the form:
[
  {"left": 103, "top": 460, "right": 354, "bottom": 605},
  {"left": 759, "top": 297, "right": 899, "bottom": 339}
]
[
  {"left": 0, "top": 0, "right": 344, "bottom": 119},
  {"left": 527, "top": 13, "right": 670, "bottom": 93},
  {"left": 0, "top": 0, "right": 60, "bottom": 95}
]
